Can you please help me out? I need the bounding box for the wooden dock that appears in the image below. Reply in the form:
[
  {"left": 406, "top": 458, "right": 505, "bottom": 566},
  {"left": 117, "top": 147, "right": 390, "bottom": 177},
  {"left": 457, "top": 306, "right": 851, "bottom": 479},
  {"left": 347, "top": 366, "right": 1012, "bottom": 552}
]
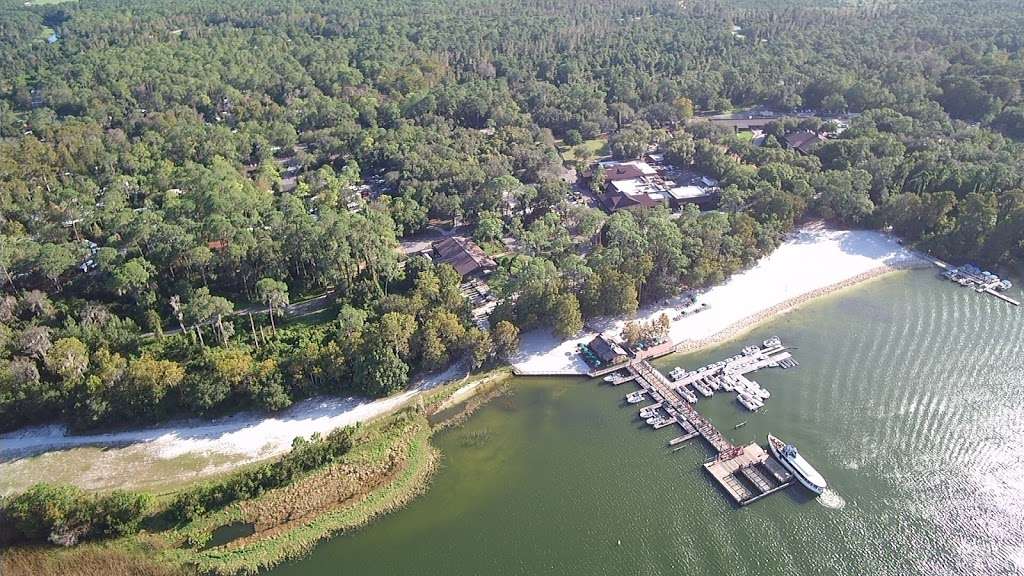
[
  {"left": 703, "top": 443, "right": 795, "bottom": 506},
  {"left": 669, "top": 431, "right": 700, "bottom": 446},
  {"left": 614, "top": 339, "right": 801, "bottom": 506},
  {"left": 928, "top": 257, "right": 1020, "bottom": 306},
  {"left": 668, "top": 345, "right": 792, "bottom": 392},
  {"left": 629, "top": 360, "right": 733, "bottom": 453},
  {"left": 984, "top": 287, "right": 1021, "bottom": 306}
]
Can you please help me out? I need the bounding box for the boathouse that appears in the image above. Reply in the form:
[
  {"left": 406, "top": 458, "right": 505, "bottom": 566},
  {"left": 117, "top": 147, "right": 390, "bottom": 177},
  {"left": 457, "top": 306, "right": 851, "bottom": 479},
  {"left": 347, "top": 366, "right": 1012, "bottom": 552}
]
[{"left": 587, "top": 334, "right": 629, "bottom": 365}]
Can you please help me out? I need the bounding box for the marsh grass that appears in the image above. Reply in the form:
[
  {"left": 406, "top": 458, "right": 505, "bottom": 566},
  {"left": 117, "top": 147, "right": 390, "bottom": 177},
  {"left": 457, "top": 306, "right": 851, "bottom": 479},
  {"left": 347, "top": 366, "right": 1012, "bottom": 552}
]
[
  {"left": 184, "top": 412, "right": 437, "bottom": 575},
  {"left": 0, "top": 368, "right": 514, "bottom": 576},
  {"left": 0, "top": 545, "right": 183, "bottom": 576},
  {"left": 2, "top": 410, "right": 439, "bottom": 576}
]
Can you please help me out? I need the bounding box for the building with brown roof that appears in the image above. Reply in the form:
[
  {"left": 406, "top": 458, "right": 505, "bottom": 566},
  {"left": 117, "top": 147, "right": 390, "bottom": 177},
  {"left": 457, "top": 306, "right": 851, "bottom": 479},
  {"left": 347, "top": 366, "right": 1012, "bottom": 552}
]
[
  {"left": 602, "top": 160, "right": 658, "bottom": 182},
  {"left": 784, "top": 131, "right": 826, "bottom": 155},
  {"left": 586, "top": 334, "right": 629, "bottom": 365},
  {"left": 602, "top": 178, "right": 668, "bottom": 211},
  {"left": 431, "top": 236, "right": 497, "bottom": 278}
]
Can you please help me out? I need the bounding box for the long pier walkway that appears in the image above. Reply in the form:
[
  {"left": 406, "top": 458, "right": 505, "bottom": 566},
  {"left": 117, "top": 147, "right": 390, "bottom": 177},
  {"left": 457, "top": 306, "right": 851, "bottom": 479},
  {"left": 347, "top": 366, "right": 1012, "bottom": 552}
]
[
  {"left": 629, "top": 360, "right": 732, "bottom": 453},
  {"left": 617, "top": 338, "right": 800, "bottom": 506}
]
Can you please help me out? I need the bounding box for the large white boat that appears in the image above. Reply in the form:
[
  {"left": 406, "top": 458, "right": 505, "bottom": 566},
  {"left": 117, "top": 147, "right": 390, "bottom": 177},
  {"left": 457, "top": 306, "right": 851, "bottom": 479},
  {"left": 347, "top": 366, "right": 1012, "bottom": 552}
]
[{"left": 767, "top": 434, "right": 827, "bottom": 494}]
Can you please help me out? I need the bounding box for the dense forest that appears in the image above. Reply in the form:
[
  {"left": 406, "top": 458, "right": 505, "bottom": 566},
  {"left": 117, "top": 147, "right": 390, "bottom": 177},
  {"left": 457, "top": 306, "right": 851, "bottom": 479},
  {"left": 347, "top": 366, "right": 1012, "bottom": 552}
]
[{"left": 1, "top": 0, "right": 1023, "bottom": 435}]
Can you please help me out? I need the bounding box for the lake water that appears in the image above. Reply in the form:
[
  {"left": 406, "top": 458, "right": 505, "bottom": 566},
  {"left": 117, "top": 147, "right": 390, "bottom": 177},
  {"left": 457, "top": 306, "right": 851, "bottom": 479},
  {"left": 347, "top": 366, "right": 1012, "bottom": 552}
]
[{"left": 269, "top": 269, "right": 1024, "bottom": 576}]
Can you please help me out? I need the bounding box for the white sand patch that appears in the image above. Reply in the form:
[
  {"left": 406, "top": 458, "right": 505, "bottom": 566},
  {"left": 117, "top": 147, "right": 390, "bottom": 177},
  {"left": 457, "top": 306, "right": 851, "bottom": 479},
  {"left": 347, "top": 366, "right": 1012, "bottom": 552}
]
[
  {"left": 0, "top": 362, "right": 466, "bottom": 463},
  {"left": 436, "top": 372, "right": 504, "bottom": 412},
  {"left": 512, "top": 224, "right": 927, "bottom": 375}
]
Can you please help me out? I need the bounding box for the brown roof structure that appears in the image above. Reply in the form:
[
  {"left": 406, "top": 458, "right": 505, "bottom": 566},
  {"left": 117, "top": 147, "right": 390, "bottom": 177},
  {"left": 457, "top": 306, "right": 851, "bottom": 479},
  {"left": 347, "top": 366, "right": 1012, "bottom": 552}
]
[
  {"left": 432, "top": 236, "right": 497, "bottom": 277},
  {"left": 587, "top": 334, "right": 628, "bottom": 364},
  {"left": 601, "top": 177, "right": 669, "bottom": 212},
  {"left": 784, "top": 131, "right": 825, "bottom": 155},
  {"left": 603, "top": 189, "right": 665, "bottom": 211},
  {"left": 603, "top": 163, "right": 648, "bottom": 181}
]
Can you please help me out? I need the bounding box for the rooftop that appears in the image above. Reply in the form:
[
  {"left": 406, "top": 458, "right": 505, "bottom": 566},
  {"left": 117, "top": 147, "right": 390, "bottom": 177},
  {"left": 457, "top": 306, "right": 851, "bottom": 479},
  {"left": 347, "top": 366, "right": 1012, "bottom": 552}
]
[
  {"left": 588, "top": 334, "right": 628, "bottom": 363},
  {"left": 602, "top": 160, "right": 658, "bottom": 181},
  {"left": 784, "top": 131, "right": 825, "bottom": 154},
  {"left": 668, "top": 185, "right": 711, "bottom": 200},
  {"left": 432, "top": 236, "right": 497, "bottom": 277}
]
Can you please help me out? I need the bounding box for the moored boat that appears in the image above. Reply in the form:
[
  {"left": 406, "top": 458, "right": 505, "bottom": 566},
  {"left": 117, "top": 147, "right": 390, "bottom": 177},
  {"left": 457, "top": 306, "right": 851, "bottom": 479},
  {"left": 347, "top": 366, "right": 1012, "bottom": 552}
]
[
  {"left": 625, "top": 391, "right": 646, "bottom": 404},
  {"left": 737, "top": 393, "right": 762, "bottom": 411}
]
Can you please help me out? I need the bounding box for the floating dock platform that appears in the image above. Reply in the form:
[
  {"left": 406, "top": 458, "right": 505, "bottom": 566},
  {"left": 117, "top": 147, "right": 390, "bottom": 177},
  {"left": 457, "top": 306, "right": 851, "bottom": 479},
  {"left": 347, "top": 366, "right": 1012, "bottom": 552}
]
[{"left": 703, "top": 443, "right": 794, "bottom": 506}]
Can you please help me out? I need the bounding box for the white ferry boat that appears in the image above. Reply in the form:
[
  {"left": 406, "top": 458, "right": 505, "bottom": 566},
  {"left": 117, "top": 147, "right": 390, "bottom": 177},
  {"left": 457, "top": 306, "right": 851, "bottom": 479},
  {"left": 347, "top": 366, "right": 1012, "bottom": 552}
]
[{"left": 767, "top": 434, "right": 827, "bottom": 495}]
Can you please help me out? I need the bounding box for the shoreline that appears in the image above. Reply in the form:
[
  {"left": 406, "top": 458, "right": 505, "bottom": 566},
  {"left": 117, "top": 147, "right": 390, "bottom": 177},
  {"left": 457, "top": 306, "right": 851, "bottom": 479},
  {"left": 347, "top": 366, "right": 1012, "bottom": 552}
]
[
  {"left": 0, "top": 412, "right": 443, "bottom": 576},
  {"left": 0, "top": 363, "right": 470, "bottom": 495},
  {"left": 671, "top": 260, "right": 930, "bottom": 355},
  {"left": 511, "top": 225, "right": 929, "bottom": 376},
  {"left": 1, "top": 226, "right": 927, "bottom": 494},
  {"left": 187, "top": 414, "right": 440, "bottom": 576}
]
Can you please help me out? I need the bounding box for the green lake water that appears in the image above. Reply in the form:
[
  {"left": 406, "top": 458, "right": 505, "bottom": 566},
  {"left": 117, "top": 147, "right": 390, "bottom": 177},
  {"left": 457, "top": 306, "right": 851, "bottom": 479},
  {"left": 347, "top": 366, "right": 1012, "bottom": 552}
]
[{"left": 269, "top": 269, "right": 1024, "bottom": 576}]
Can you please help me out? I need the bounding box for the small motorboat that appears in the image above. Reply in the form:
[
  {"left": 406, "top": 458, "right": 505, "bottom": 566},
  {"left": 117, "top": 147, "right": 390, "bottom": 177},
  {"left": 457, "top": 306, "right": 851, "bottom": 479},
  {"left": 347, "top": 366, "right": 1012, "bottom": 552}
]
[{"left": 737, "top": 393, "right": 762, "bottom": 411}]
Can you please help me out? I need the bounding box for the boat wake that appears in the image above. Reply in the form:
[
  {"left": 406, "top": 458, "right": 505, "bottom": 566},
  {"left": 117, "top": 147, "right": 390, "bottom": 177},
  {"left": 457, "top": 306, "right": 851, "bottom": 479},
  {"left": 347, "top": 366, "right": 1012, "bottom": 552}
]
[{"left": 816, "top": 488, "right": 846, "bottom": 510}]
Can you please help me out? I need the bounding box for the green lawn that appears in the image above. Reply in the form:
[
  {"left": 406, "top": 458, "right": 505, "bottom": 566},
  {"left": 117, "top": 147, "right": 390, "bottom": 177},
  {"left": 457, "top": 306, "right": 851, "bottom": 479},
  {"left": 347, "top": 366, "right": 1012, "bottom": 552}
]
[
  {"left": 558, "top": 137, "right": 609, "bottom": 163},
  {"left": 35, "top": 26, "right": 55, "bottom": 41}
]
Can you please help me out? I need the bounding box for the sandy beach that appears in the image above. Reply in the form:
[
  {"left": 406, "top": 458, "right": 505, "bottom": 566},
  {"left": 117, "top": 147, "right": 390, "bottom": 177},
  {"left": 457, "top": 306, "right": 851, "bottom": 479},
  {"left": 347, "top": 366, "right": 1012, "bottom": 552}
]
[
  {"left": 511, "top": 224, "right": 929, "bottom": 375},
  {"left": 0, "top": 224, "right": 928, "bottom": 492},
  {"left": 0, "top": 363, "right": 468, "bottom": 493}
]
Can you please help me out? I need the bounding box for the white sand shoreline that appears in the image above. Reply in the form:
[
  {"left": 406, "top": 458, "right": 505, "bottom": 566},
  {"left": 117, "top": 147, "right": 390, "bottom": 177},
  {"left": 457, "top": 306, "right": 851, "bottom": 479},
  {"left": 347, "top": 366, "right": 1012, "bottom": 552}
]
[
  {"left": 511, "top": 224, "right": 930, "bottom": 376},
  {"left": 0, "top": 224, "right": 929, "bottom": 492},
  {"left": 0, "top": 363, "right": 466, "bottom": 465}
]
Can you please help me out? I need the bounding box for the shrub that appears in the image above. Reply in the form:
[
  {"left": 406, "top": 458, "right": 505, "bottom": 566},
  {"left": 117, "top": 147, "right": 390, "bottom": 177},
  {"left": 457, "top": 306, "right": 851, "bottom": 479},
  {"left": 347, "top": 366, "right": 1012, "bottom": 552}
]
[
  {"left": 2, "top": 484, "right": 150, "bottom": 546},
  {"left": 5, "top": 484, "right": 90, "bottom": 543},
  {"left": 94, "top": 491, "right": 152, "bottom": 537},
  {"left": 168, "top": 426, "right": 355, "bottom": 523}
]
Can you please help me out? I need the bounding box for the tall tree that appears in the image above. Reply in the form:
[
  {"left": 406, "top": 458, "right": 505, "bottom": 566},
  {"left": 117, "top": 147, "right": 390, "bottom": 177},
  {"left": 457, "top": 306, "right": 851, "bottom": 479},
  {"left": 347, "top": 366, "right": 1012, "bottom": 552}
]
[{"left": 256, "top": 278, "right": 290, "bottom": 333}]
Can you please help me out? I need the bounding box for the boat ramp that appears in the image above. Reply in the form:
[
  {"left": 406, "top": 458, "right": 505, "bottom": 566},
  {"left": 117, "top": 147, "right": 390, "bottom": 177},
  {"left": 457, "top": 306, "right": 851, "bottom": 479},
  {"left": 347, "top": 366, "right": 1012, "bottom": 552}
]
[{"left": 609, "top": 337, "right": 798, "bottom": 506}]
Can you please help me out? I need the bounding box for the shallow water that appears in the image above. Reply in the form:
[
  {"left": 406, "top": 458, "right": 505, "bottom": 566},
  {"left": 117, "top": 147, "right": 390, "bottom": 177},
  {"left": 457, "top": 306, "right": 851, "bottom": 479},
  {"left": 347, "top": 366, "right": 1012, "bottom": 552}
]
[{"left": 269, "top": 269, "right": 1024, "bottom": 576}]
